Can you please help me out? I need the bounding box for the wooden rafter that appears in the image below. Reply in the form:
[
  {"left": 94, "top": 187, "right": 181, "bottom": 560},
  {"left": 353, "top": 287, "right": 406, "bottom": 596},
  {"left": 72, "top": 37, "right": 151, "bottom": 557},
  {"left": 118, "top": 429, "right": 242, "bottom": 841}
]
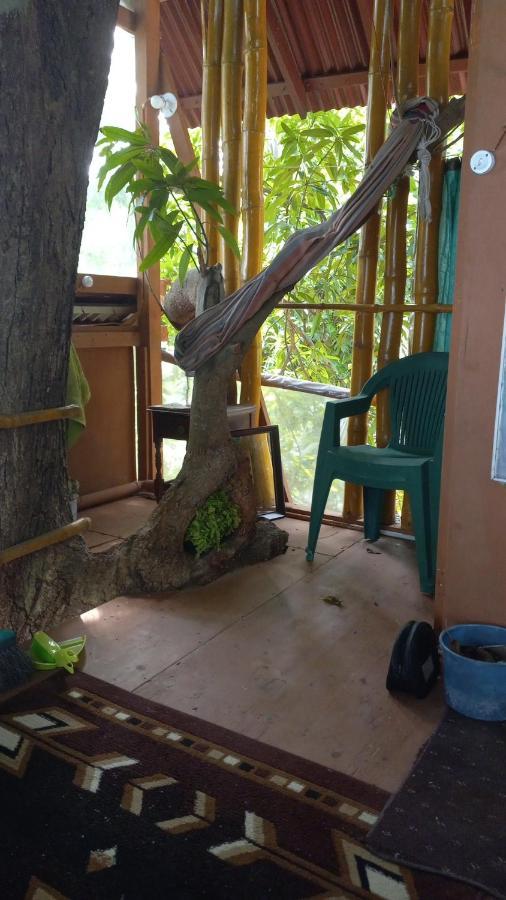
[
  {"left": 266, "top": 3, "right": 307, "bottom": 118},
  {"left": 117, "top": 4, "right": 137, "bottom": 33},
  {"left": 354, "top": 0, "right": 374, "bottom": 52},
  {"left": 158, "top": 50, "right": 200, "bottom": 173},
  {"left": 175, "top": 56, "right": 468, "bottom": 112}
]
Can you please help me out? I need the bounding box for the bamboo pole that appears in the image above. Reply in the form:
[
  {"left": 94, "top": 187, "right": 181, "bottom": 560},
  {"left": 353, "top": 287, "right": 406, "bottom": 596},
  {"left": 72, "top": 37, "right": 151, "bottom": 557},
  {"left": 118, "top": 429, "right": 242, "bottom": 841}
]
[
  {"left": 404, "top": 0, "right": 453, "bottom": 531},
  {"left": 412, "top": 0, "right": 454, "bottom": 354},
  {"left": 239, "top": 0, "right": 274, "bottom": 506},
  {"left": 240, "top": 0, "right": 267, "bottom": 418},
  {"left": 376, "top": 0, "right": 422, "bottom": 526},
  {"left": 134, "top": 0, "right": 162, "bottom": 481},
  {"left": 0, "top": 405, "right": 80, "bottom": 429},
  {"left": 0, "top": 519, "right": 91, "bottom": 567},
  {"left": 221, "top": 0, "right": 244, "bottom": 404},
  {"left": 221, "top": 0, "right": 243, "bottom": 298},
  {"left": 201, "top": 0, "right": 224, "bottom": 265},
  {"left": 276, "top": 302, "right": 452, "bottom": 313},
  {"left": 343, "top": 0, "right": 391, "bottom": 521}
]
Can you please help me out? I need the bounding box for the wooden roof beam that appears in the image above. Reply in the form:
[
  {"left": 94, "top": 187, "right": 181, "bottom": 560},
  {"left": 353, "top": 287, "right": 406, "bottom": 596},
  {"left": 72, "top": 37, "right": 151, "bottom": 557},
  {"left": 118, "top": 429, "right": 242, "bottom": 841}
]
[
  {"left": 118, "top": 2, "right": 137, "bottom": 33},
  {"left": 354, "top": 0, "right": 374, "bottom": 52},
  {"left": 267, "top": 5, "right": 307, "bottom": 118},
  {"left": 158, "top": 51, "right": 200, "bottom": 174},
  {"left": 176, "top": 56, "right": 467, "bottom": 111}
]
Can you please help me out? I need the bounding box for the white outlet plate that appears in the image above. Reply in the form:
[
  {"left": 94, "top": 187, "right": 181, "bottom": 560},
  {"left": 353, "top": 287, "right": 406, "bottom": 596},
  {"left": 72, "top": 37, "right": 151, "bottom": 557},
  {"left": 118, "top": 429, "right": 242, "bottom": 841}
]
[{"left": 470, "top": 150, "right": 495, "bottom": 175}]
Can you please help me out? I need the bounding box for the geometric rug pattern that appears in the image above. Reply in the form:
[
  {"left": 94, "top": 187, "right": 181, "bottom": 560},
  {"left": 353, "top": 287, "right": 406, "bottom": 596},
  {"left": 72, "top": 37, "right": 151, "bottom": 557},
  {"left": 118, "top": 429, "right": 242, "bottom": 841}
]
[{"left": 0, "top": 672, "right": 485, "bottom": 899}]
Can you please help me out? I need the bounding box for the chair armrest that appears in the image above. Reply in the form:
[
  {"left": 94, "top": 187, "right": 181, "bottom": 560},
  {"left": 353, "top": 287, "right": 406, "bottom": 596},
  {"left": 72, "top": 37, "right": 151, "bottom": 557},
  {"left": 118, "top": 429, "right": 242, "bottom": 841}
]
[
  {"left": 320, "top": 393, "right": 373, "bottom": 448},
  {"left": 331, "top": 393, "right": 373, "bottom": 419}
]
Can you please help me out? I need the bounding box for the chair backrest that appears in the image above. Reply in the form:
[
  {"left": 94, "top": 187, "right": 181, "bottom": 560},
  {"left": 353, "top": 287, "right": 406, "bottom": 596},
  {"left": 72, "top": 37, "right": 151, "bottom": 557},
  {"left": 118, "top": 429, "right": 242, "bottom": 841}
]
[{"left": 363, "top": 352, "right": 449, "bottom": 456}]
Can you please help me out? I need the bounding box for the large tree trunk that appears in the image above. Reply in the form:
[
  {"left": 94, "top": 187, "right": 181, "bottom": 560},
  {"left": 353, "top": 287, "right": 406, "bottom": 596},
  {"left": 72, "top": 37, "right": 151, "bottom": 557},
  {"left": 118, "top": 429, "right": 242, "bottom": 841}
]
[
  {"left": 0, "top": 0, "right": 119, "bottom": 627},
  {"left": 0, "top": 0, "right": 286, "bottom": 637},
  {"left": 1, "top": 339, "right": 287, "bottom": 637}
]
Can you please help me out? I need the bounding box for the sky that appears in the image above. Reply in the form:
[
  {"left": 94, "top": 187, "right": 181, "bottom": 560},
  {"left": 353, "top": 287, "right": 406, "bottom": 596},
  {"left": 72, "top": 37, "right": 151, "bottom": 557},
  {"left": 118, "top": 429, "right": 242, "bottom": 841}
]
[{"left": 78, "top": 28, "right": 138, "bottom": 277}]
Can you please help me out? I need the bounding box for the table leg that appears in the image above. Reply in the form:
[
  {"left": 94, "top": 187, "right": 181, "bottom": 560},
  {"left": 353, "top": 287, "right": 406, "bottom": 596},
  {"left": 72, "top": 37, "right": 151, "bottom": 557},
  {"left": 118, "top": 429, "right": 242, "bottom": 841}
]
[
  {"left": 154, "top": 438, "right": 164, "bottom": 503},
  {"left": 269, "top": 426, "right": 286, "bottom": 515}
]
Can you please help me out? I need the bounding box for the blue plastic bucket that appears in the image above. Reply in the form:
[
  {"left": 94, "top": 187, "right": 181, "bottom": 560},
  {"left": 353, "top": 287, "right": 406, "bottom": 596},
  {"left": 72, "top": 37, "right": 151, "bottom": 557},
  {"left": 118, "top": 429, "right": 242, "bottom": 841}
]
[{"left": 439, "top": 624, "right": 506, "bottom": 720}]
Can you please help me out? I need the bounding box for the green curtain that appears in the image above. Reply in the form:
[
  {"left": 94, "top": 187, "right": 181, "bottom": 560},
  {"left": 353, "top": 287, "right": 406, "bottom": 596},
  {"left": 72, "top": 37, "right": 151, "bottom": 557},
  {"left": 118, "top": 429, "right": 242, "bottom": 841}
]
[{"left": 433, "top": 161, "right": 461, "bottom": 352}]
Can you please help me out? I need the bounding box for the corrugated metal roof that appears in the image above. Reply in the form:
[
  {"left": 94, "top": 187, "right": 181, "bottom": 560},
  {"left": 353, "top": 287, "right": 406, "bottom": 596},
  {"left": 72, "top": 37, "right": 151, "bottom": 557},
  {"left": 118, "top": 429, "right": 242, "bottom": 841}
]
[{"left": 160, "top": 0, "right": 471, "bottom": 128}]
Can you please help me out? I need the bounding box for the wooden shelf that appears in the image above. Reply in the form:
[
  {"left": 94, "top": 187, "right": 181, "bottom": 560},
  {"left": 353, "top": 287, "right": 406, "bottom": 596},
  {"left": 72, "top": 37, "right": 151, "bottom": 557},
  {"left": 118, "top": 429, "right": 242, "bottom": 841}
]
[
  {"left": 75, "top": 273, "right": 138, "bottom": 297},
  {"left": 72, "top": 327, "right": 141, "bottom": 349},
  {"left": 72, "top": 323, "right": 167, "bottom": 350}
]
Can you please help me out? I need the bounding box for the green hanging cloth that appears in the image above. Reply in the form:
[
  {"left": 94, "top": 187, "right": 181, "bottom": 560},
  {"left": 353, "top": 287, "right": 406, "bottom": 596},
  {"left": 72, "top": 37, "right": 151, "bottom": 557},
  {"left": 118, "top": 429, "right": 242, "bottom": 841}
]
[
  {"left": 433, "top": 160, "right": 461, "bottom": 352},
  {"left": 66, "top": 343, "right": 91, "bottom": 449}
]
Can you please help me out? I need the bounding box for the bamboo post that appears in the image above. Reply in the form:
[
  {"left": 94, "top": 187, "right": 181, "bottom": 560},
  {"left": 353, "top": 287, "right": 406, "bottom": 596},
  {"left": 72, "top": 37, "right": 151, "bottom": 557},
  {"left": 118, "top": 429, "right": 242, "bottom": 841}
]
[
  {"left": 201, "top": 0, "right": 224, "bottom": 265},
  {"left": 240, "top": 0, "right": 267, "bottom": 418},
  {"left": 221, "top": 0, "right": 244, "bottom": 404},
  {"left": 404, "top": 0, "right": 453, "bottom": 531},
  {"left": 239, "top": 0, "right": 274, "bottom": 506},
  {"left": 343, "top": 0, "right": 391, "bottom": 521},
  {"left": 133, "top": 0, "right": 163, "bottom": 481},
  {"left": 221, "top": 0, "right": 243, "bottom": 298},
  {"left": 412, "top": 0, "right": 454, "bottom": 354},
  {"left": 376, "top": 0, "right": 422, "bottom": 526}
]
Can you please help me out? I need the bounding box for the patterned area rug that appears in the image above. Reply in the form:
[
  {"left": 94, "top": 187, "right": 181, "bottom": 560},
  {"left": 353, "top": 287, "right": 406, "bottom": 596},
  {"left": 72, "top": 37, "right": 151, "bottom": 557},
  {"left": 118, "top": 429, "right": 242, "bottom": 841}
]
[
  {"left": 368, "top": 709, "right": 506, "bottom": 899},
  {"left": 0, "top": 672, "right": 488, "bottom": 900}
]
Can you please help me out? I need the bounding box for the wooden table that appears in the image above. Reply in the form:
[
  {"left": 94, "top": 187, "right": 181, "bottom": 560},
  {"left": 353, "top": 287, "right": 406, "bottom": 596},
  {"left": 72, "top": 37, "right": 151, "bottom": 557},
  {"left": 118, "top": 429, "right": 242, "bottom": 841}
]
[{"left": 147, "top": 404, "right": 285, "bottom": 515}]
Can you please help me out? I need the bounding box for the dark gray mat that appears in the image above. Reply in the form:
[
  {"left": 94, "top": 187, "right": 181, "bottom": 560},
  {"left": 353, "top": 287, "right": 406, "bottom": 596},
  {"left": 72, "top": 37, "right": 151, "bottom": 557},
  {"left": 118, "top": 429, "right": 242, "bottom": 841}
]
[{"left": 367, "top": 709, "right": 506, "bottom": 899}]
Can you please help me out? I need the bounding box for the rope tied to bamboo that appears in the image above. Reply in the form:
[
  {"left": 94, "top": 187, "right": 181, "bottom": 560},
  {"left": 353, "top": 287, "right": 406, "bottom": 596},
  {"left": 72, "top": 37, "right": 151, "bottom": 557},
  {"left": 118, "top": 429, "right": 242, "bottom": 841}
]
[
  {"left": 391, "top": 97, "right": 441, "bottom": 221},
  {"left": 416, "top": 118, "right": 442, "bottom": 222}
]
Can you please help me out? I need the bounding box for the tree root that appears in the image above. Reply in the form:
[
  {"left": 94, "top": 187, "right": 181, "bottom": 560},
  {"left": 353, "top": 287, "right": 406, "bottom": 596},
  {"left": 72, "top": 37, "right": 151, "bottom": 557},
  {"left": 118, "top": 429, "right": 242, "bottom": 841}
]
[
  {"left": 0, "top": 444, "right": 288, "bottom": 641},
  {"left": 0, "top": 296, "right": 289, "bottom": 641}
]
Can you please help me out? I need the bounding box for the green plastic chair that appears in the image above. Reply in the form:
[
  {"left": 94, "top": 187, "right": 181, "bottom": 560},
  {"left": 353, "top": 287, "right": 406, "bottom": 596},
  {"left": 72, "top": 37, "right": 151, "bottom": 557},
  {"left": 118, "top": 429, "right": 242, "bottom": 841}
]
[{"left": 306, "top": 352, "right": 449, "bottom": 594}]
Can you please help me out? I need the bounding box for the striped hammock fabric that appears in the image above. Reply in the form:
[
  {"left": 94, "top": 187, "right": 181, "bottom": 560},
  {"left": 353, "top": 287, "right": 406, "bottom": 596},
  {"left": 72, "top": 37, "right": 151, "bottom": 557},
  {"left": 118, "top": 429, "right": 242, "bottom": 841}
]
[{"left": 175, "top": 98, "right": 439, "bottom": 374}]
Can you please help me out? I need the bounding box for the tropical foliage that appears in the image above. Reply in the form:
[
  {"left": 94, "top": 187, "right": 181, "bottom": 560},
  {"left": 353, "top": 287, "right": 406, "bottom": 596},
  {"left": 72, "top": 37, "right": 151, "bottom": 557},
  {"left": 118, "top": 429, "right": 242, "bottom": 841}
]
[
  {"left": 262, "top": 110, "right": 364, "bottom": 386},
  {"left": 261, "top": 110, "right": 417, "bottom": 387},
  {"left": 97, "top": 123, "right": 238, "bottom": 285}
]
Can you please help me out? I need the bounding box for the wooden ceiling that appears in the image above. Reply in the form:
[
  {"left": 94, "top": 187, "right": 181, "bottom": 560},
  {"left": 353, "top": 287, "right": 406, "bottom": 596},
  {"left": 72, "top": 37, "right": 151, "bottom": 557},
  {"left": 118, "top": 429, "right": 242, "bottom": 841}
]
[{"left": 158, "top": 0, "right": 472, "bottom": 127}]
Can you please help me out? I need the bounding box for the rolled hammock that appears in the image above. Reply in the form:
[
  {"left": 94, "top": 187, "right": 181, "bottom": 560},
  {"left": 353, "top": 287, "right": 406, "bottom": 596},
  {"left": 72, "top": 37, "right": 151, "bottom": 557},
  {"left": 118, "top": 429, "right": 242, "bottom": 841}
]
[{"left": 175, "top": 97, "right": 460, "bottom": 374}]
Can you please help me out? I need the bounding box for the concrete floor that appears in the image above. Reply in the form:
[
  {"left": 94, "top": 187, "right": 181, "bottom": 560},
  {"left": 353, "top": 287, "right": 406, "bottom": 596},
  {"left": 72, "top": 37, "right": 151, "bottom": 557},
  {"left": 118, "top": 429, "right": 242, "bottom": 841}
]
[{"left": 56, "top": 496, "right": 444, "bottom": 794}]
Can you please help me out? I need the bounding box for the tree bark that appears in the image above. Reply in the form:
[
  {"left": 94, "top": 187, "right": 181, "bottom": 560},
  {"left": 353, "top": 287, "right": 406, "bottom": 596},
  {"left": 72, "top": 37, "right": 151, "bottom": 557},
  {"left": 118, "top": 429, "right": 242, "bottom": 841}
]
[{"left": 0, "top": 0, "right": 119, "bottom": 628}]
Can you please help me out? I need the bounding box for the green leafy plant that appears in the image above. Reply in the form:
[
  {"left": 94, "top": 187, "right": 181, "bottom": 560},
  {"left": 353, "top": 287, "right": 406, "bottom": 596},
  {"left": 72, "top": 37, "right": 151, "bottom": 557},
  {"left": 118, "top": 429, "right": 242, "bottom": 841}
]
[
  {"left": 97, "top": 123, "right": 239, "bottom": 283},
  {"left": 261, "top": 110, "right": 418, "bottom": 390},
  {"left": 185, "top": 490, "right": 241, "bottom": 556},
  {"left": 262, "top": 110, "right": 365, "bottom": 387}
]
